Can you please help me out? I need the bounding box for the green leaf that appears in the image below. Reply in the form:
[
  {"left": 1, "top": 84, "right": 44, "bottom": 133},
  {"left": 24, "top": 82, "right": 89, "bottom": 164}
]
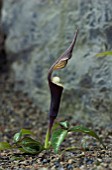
[
  {"left": 59, "top": 121, "right": 69, "bottom": 129},
  {"left": 96, "top": 51, "right": 112, "bottom": 57},
  {"left": 13, "top": 132, "right": 22, "bottom": 143},
  {"left": 52, "top": 121, "right": 69, "bottom": 132},
  {"left": 21, "top": 143, "right": 43, "bottom": 154},
  {"left": 70, "top": 126, "right": 106, "bottom": 149},
  {"left": 52, "top": 122, "right": 60, "bottom": 131},
  {"left": 10, "top": 155, "right": 24, "bottom": 161},
  {"left": 18, "top": 137, "right": 43, "bottom": 154},
  {"left": 0, "top": 142, "right": 12, "bottom": 150},
  {"left": 18, "top": 147, "right": 28, "bottom": 152},
  {"left": 19, "top": 137, "right": 37, "bottom": 145},
  {"left": 20, "top": 129, "right": 34, "bottom": 135},
  {"left": 51, "top": 129, "right": 68, "bottom": 153},
  {"left": 13, "top": 129, "right": 34, "bottom": 143}
]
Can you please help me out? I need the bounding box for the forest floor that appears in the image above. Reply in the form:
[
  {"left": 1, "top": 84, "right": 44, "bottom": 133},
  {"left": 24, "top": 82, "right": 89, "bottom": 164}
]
[{"left": 0, "top": 71, "right": 112, "bottom": 170}]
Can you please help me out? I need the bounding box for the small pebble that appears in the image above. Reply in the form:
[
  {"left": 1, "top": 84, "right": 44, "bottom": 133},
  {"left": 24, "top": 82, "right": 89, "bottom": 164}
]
[
  {"left": 54, "top": 161, "right": 60, "bottom": 168},
  {"left": 42, "top": 159, "right": 48, "bottom": 164},
  {"left": 68, "top": 159, "right": 73, "bottom": 164},
  {"left": 84, "top": 158, "right": 94, "bottom": 164},
  {"left": 66, "top": 164, "right": 73, "bottom": 169}
]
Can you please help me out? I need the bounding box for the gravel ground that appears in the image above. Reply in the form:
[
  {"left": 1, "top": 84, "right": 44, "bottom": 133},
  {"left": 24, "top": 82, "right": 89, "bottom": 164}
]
[{"left": 0, "top": 71, "right": 112, "bottom": 170}]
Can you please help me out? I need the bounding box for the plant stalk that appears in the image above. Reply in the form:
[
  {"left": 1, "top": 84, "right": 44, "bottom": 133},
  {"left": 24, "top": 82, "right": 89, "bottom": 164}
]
[
  {"left": 44, "top": 127, "right": 50, "bottom": 149},
  {"left": 44, "top": 118, "right": 55, "bottom": 149}
]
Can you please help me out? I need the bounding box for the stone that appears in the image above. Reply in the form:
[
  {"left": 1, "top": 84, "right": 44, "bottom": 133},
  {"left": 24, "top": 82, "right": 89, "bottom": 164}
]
[{"left": 1, "top": 0, "right": 112, "bottom": 126}]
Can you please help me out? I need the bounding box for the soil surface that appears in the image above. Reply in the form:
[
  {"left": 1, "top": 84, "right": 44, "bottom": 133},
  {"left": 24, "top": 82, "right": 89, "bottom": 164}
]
[{"left": 0, "top": 71, "right": 112, "bottom": 170}]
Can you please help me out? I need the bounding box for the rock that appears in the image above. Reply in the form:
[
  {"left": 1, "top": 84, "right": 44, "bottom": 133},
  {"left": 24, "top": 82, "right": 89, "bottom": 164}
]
[
  {"left": 0, "top": 29, "right": 7, "bottom": 72},
  {"left": 0, "top": 0, "right": 7, "bottom": 73},
  {"left": 1, "top": 0, "right": 112, "bottom": 126}
]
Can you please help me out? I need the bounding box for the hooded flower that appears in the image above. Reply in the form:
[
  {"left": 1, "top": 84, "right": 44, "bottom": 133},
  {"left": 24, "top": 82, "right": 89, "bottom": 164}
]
[{"left": 48, "top": 30, "right": 78, "bottom": 132}]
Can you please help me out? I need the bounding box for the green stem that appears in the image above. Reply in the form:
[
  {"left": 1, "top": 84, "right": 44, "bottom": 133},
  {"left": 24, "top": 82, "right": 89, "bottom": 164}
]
[{"left": 44, "top": 128, "right": 50, "bottom": 149}]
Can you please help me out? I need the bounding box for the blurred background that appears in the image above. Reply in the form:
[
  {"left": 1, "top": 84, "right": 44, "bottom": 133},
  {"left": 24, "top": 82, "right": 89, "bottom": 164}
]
[{"left": 0, "top": 0, "right": 112, "bottom": 129}]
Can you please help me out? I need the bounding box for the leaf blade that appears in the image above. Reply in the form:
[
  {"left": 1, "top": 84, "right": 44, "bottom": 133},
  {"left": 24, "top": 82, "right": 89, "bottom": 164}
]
[
  {"left": 51, "top": 129, "right": 68, "bottom": 153},
  {"left": 13, "top": 129, "right": 34, "bottom": 143},
  {"left": 70, "top": 126, "right": 106, "bottom": 149},
  {"left": 59, "top": 121, "right": 69, "bottom": 129},
  {"left": 21, "top": 129, "right": 34, "bottom": 135},
  {"left": 0, "top": 142, "right": 12, "bottom": 150},
  {"left": 96, "top": 51, "right": 112, "bottom": 57},
  {"left": 18, "top": 137, "right": 43, "bottom": 154},
  {"left": 13, "top": 132, "right": 22, "bottom": 143}
]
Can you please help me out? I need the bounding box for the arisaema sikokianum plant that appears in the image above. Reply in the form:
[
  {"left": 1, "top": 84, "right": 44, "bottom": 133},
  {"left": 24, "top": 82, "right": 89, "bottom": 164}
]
[
  {"left": 0, "top": 30, "right": 106, "bottom": 154},
  {"left": 44, "top": 29, "right": 79, "bottom": 148}
]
